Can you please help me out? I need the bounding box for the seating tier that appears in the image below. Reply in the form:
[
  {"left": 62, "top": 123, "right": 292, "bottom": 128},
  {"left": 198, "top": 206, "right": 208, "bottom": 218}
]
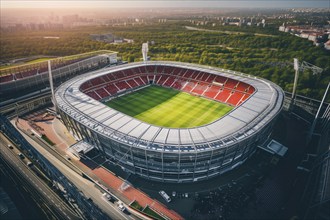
[{"left": 81, "top": 67, "right": 254, "bottom": 107}]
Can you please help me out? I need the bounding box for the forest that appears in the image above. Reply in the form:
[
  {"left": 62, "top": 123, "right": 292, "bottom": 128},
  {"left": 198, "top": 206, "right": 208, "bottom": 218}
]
[{"left": 1, "top": 21, "right": 329, "bottom": 101}]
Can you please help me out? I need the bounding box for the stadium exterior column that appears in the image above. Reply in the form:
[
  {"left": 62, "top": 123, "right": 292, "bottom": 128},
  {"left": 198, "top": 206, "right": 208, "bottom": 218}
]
[
  {"left": 307, "top": 82, "right": 330, "bottom": 143},
  {"left": 48, "top": 60, "right": 58, "bottom": 113}
]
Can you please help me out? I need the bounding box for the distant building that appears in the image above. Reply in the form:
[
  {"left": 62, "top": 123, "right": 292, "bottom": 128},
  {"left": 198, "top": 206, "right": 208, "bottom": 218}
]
[
  {"left": 124, "top": 39, "right": 134, "bottom": 43},
  {"left": 279, "top": 25, "right": 286, "bottom": 32},
  {"left": 314, "top": 39, "right": 324, "bottom": 47},
  {"left": 308, "top": 33, "right": 318, "bottom": 41},
  {"left": 300, "top": 32, "right": 310, "bottom": 38},
  {"left": 284, "top": 27, "right": 291, "bottom": 32},
  {"left": 90, "top": 33, "right": 134, "bottom": 44},
  {"left": 278, "top": 24, "right": 329, "bottom": 48},
  {"left": 114, "top": 38, "right": 123, "bottom": 43},
  {"left": 324, "top": 40, "right": 330, "bottom": 50}
]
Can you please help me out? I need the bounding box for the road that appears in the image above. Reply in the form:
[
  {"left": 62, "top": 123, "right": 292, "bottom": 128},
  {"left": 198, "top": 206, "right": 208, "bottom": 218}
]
[
  {"left": 185, "top": 26, "right": 276, "bottom": 37},
  {"left": 0, "top": 133, "right": 80, "bottom": 220},
  {"left": 13, "top": 125, "right": 137, "bottom": 220}
]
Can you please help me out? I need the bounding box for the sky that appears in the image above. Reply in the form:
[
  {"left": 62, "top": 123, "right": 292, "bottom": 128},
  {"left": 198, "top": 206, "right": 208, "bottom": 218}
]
[{"left": 1, "top": 0, "right": 329, "bottom": 8}]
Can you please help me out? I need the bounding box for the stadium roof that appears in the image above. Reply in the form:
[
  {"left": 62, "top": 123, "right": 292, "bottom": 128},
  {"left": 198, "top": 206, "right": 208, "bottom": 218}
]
[{"left": 55, "top": 61, "right": 284, "bottom": 152}]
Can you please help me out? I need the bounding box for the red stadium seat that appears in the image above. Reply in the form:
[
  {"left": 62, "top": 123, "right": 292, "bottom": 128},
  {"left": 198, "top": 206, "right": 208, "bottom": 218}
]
[
  {"left": 182, "top": 80, "right": 197, "bottom": 93},
  {"left": 163, "top": 76, "right": 176, "bottom": 87},
  {"left": 189, "top": 71, "right": 199, "bottom": 79},
  {"left": 172, "top": 67, "right": 184, "bottom": 76},
  {"left": 204, "top": 85, "right": 221, "bottom": 99},
  {"left": 90, "top": 77, "right": 105, "bottom": 86},
  {"left": 205, "top": 74, "right": 216, "bottom": 83},
  {"left": 104, "top": 84, "right": 119, "bottom": 95},
  {"left": 199, "top": 72, "right": 209, "bottom": 82},
  {"left": 246, "top": 86, "right": 255, "bottom": 94},
  {"left": 100, "top": 75, "right": 111, "bottom": 82},
  {"left": 227, "top": 92, "right": 245, "bottom": 106},
  {"left": 125, "top": 68, "right": 137, "bottom": 76},
  {"left": 192, "top": 71, "right": 201, "bottom": 80},
  {"left": 163, "top": 66, "right": 172, "bottom": 75},
  {"left": 140, "top": 76, "right": 149, "bottom": 84},
  {"left": 235, "top": 82, "right": 249, "bottom": 92},
  {"left": 147, "top": 75, "right": 154, "bottom": 82},
  {"left": 225, "top": 78, "right": 238, "bottom": 89},
  {"left": 237, "top": 94, "right": 250, "bottom": 105},
  {"left": 215, "top": 88, "right": 231, "bottom": 103},
  {"left": 213, "top": 75, "right": 226, "bottom": 84},
  {"left": 191, "top": 82, "right": 209, "bottom": 95},
  {"left": 171, "top": 78, "right": 186, "bottom": 90},
  {"left": 154, "top": 75, "right": 161, "bottom": 84},
  {"left": 79, "top": 66, "right": 254, "bottom": 108},
  {"left": 156, "top": 66, "right": 165, "bottom": 74},
  {"left": 0, "top": 74, "right": 14, "bottom": 83},
  {"left": 134, "top": 77, "right": 145, "bottom": 86},
  {"left": 157, "top": 75, "right": 168, "bottom": 86},
  {"left": 121, "top": 69, "right": 133, "bottom": 76},
  {"left": 138, "top": 66, "right": 147, "bottom": 74},
  {"left": 127, "top": 79, "right": 139, "bottom": 88},
  {"left": 21, "top": 69, "right": 38, "bottom": 78},
  {"left": 95, "top": 88, "right": 109, "bottom": 99},
  {"left": 106, "top": 73, "right": 117, "bottom": 81},
  {"left": 113, "top": 71, "right": 126, "bottom": 79},
  {"left": 115, "top": 81, "right": 130, "bottom": 90},
  {"left": 183, "top": 69, "right": 194, "bottom": 79},
  {"left": 86, "top": 91, "right": 101, "bottom": 100},
  {"left": 146, "top": 65, "right": 156, "bottom": 74},
  {"left": 14, "top": 72, "right": 24, "bottom": 79}
]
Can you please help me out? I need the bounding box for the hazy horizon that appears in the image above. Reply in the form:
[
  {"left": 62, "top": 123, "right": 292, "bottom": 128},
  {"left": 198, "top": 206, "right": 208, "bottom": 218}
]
[{"left": 1, "top": 0, "right": 329, "bottom": 9}]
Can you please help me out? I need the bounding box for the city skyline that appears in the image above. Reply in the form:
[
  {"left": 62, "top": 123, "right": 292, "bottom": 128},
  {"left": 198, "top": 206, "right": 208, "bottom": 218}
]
[{"left": 1, "top": 0, "right": 329, "bottom": 8}]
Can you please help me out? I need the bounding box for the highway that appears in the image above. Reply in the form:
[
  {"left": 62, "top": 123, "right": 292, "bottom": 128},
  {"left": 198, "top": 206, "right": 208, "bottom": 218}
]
[
  {"left": 0, "top": 133, "right": 81, "bottom": 220},
  {"left": 13, "top": 124, "right": 137, "bottom": 220}
]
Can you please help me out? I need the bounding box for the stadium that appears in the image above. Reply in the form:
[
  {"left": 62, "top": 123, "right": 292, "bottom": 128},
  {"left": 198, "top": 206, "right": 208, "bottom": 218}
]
[{"left": 55, "top": 61, "right": 284, "bottom": 183}]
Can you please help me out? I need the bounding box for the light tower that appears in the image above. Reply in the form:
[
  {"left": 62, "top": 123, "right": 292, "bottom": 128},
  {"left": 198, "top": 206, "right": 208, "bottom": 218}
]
[
  {"left": 142, "top": 42, "right": 148, "bottom": 62},
  {"left": 291, "top": 58, "right": 323, "bottom": 108}
]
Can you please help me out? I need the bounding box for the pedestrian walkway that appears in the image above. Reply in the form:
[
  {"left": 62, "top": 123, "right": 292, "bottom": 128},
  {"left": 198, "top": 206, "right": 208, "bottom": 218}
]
[
  {"left": 93, "top": 168, "right": 183, "bottom": 220},
  {"left": 19, "top": 112, "right": 184, "bottom": 220}
]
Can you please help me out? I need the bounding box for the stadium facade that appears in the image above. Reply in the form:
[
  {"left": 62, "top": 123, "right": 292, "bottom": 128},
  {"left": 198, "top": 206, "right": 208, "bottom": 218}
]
[{"left": 55, "top": 61, "right": 284, "bottom": 183}]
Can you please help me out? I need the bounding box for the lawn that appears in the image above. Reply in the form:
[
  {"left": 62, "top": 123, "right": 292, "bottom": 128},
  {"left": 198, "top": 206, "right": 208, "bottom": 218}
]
[
  {"left": 130, "top": 201, "right": 143, "bottom": 211},
  {"left": 142, "top": 206, "right": 166, "bottom": 220},
  {"left": 106, "top": 85, "right": 233, "bottom": 128}
]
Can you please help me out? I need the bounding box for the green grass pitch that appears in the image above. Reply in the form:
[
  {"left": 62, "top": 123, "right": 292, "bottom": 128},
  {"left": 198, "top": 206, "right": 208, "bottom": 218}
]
[{"left": 106, "top": 85, "right": 233, "bottom": 128}]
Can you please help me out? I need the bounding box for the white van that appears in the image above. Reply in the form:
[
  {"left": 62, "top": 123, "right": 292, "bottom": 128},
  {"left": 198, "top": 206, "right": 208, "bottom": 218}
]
[{"left": 159, "top": 190, "right": 171, "bottom": 203}]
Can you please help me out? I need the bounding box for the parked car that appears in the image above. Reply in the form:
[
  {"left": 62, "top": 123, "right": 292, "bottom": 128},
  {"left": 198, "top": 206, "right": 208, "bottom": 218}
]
[
  {"left": 117, "top": 202, "right": 125, "bottom": 211},
  {"left": 159, "top": 190, "right": 171, "bottom": 202}
]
